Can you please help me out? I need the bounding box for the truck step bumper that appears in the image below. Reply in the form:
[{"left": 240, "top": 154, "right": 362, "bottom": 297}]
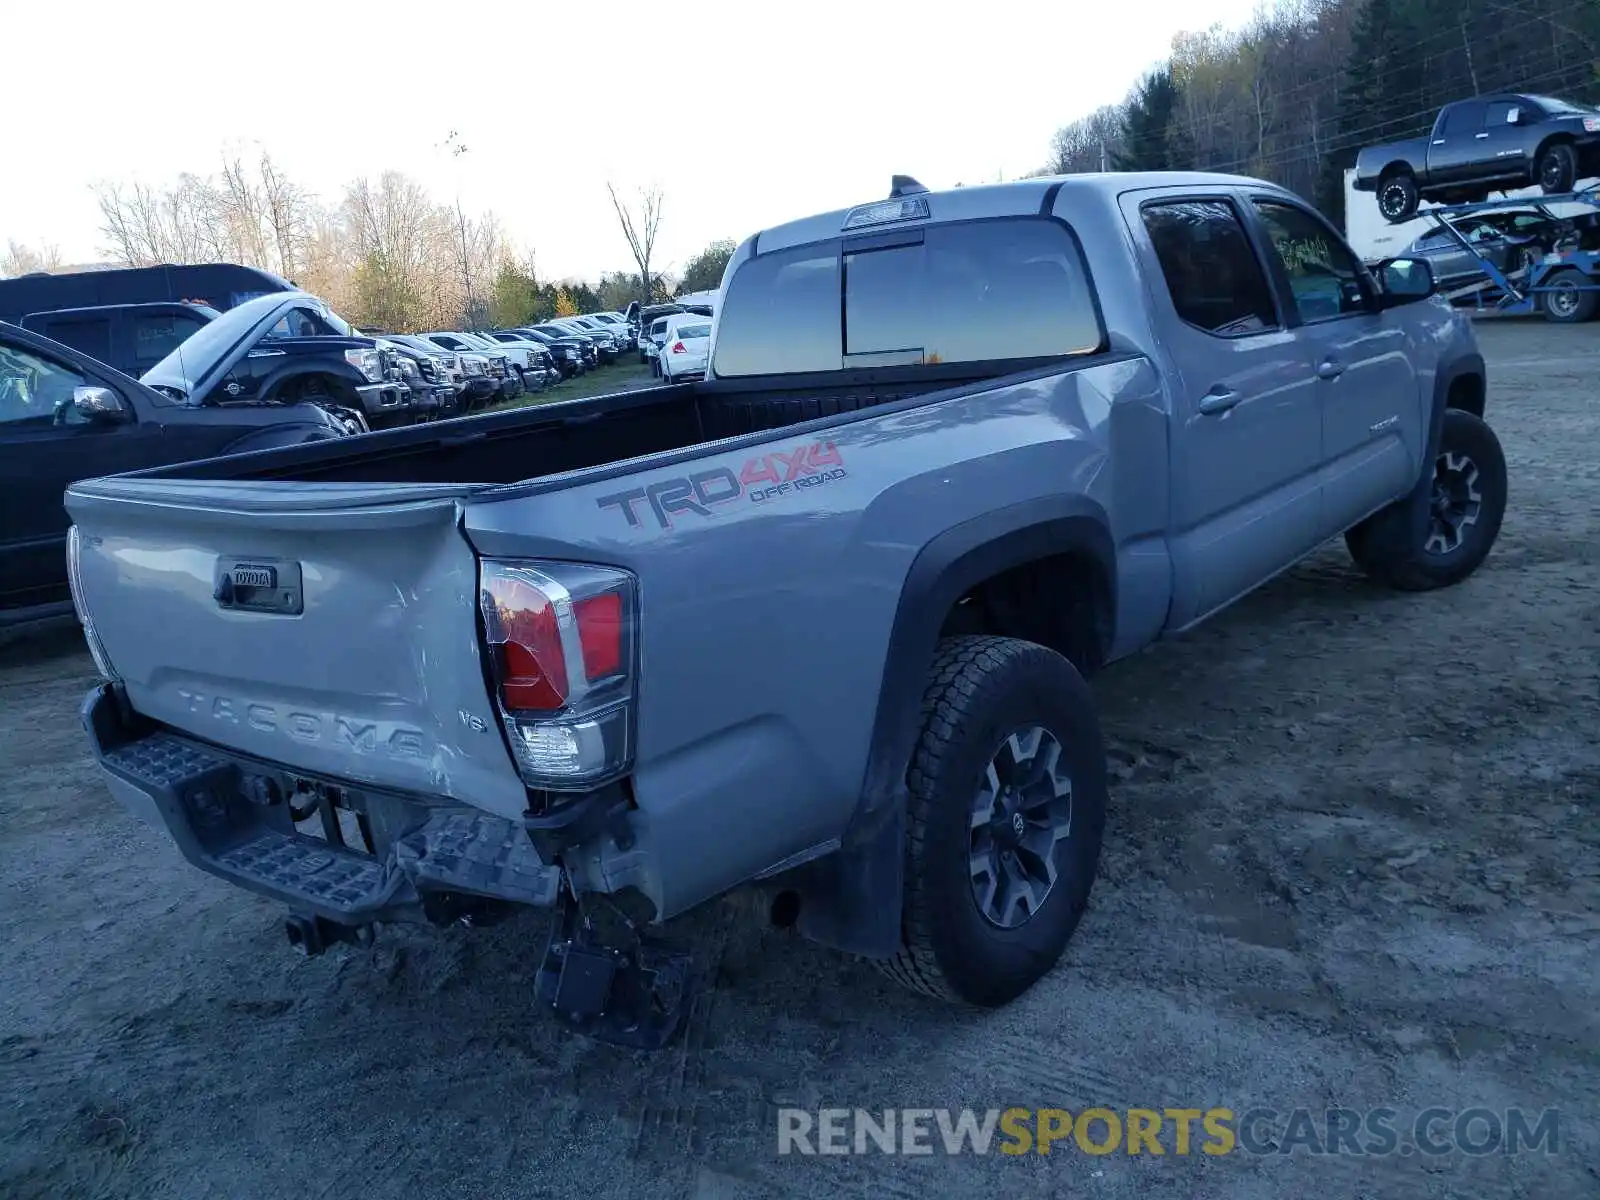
[{"left": 83, "top": 683, "right": 561, "bottom": 926}]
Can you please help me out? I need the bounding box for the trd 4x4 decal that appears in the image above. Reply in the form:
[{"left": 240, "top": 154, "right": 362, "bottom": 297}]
[{"left": 597, "top": 440, "right": 847, "bottom": 530}]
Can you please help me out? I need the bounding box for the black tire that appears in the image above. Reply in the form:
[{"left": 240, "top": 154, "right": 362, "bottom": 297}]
[
  {"left": 1378, "top": 172, "right": 1420, "bottom": 223},
  {"left": 876, "top": 636, "right": 1108, "bottom": 1006},
  {"left": 1539, "top": 268, "right": 1599, "bottom": 323},
  {"left": 1536, "top": 141, "right": 1577, "bottom": 195},
  {"left": 1344, "top": 409, "right": 1507, "bottom": 591}
]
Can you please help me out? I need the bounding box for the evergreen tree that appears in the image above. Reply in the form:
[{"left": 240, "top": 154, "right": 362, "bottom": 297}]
[{"left": 1113, "top": 67, "right": 1190, "bottom": 171}]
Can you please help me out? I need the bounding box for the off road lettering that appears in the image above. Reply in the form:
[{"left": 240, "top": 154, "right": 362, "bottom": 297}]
[{"left": 597, "top": 444, "right": 846, "bottom": 528}]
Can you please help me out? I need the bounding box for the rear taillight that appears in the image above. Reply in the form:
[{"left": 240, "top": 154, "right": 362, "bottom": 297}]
[
  {"left": 66, "top": 525, "right": 119, "bottom": 681},
  {"left": 671, "top": 341, "right": 686, "bottom": 354},
  {"left": 479, "top": 559, "right": 637, "bottom": 790}
]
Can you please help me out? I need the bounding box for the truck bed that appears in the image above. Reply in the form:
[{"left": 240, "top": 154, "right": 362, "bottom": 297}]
[{"left": 147, "top": 371, "right": 983, "bottom": 487}]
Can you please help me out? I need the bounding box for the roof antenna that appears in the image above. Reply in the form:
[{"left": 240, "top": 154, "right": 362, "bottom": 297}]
[{"left": 890, "top": 174, "right": 929, "bottom": 199}]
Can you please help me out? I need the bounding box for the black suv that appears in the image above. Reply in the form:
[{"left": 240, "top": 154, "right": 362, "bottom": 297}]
[{"left": 1, "top": 315, "right": 350, "bottom": 629}]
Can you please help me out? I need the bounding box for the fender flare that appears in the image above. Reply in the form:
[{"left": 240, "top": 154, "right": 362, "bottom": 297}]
[
  {"left": 1355, "top": 350, "right": 1486, "bottom": 548},
  {"left": 789, "top": 494, "right": 1117, "bottom": 957}
]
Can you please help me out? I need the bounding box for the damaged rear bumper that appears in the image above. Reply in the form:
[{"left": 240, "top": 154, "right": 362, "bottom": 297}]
[{"left": 80, "top": 682, "right": 561, "bottom": 928}]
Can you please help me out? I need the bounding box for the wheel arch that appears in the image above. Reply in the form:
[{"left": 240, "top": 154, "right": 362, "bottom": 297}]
[
  {"left": 1535, "top": 132, "right": 1576, "bottom": 158},
  {"left": 783, "top": 496, "right": 1117, "bottom": 957},
  {"left": 261, "top": 365, "right": 362, "bottom": 404}
]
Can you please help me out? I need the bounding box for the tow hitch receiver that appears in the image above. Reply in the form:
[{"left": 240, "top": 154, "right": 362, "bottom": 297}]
[{"left": 535, "top": 886, "right": 693, "bottom": 1050}]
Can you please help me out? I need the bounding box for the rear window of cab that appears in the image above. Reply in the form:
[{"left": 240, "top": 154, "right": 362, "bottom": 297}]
[{"left": 711, "top": 217, "right": 1104, "bottom": 378}]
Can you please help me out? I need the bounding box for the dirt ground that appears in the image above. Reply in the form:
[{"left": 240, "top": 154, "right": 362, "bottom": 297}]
[{"left": 2, "top": 319, "right": 1596, "bottom": 1200}]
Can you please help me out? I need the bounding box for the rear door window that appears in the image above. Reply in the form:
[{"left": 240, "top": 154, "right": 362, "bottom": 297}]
[
  {"left": 712, "top": 217, "right": 1103, "bottom": 378},
  {"left": 132, "top": 312, "right": 208, "bottom": 372},
  {"left": 1140, "top": 200, "right": 1279, "bottom": 336},
  {"left": 1442, "top": 102, "right": 1487, "bottom": 136},
  {"left": 37, "top": 317, "right": 113, "bottom": 365}
]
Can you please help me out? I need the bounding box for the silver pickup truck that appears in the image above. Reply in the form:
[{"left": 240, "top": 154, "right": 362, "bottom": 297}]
[{"left": 65, "top": 172, "right": 1506, "bottom": 1047}]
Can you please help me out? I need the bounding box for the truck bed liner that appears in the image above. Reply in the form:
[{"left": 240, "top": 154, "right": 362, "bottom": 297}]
[{"left": 140, "top": 370, "right": 984, "bottom": 487}]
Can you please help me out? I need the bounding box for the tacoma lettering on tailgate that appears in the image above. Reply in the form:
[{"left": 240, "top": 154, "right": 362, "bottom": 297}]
[
  {"left": 174, "top": 690, "right": 428, "bottom": 760},
  {"left": 597, "top": 440, "right": 847, "bottom": 530}
]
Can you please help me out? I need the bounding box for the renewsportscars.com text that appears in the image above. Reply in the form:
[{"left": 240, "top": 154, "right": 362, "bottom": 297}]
[{"left": 776, "top": 1106, "right": 1561, "bottom": 1158}]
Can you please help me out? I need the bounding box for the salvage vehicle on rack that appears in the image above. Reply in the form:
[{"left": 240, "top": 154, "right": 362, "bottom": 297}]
[
  {"left": 1355, "top": 92, "right": 1600, "bottom": 223},
  {"left": 0, "top": 318, "right": 349, "bottom": 630},
  {"left": 65, "top": 172, "right": 1505, "bottom": 1047}
]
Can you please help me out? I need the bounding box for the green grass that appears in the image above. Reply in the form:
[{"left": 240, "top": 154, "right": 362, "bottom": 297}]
[{"left": 488, "top": 357, "right": 659, "bottom": 411}]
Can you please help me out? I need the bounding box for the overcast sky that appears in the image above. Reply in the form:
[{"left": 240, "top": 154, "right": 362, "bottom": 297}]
[{"left": 4, "top": 0, "right": 1265, "bottom": 281}]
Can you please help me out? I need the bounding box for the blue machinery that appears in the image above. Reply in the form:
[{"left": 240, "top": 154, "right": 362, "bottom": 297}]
[{"left": 1407, "top": 184, "right": 1600, "bottom": 321}]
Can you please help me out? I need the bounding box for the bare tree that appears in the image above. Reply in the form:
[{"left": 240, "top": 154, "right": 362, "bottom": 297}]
[
  {"left": 1, "top": 239, "right": 63, "bottom": 277},
  {"left": 606, "top": 182, "right": 664, "bottom": 305},
  {"left": 258, "top": 153, "right": 309, "bottom": 280},
  {"left": 1047, "top": 105, "right": 1125, "bottom": 173}
]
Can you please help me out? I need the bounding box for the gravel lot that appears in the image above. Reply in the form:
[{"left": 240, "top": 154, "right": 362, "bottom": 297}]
[{"left": 2, "top": 320, "right": 1596, "bottom": 1200}]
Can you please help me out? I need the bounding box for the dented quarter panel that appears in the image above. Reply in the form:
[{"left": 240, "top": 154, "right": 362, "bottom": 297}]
[{"left": 461, "top": 354, "right": 1171, "bottom": 918}]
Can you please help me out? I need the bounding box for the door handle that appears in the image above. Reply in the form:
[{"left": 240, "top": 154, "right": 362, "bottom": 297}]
[
  {"left": 246, "top": 349, "right": 286, "bottom": 358},
  {"left": 1198, "top": 388, "right": 1241, "bottom": 415},
  {"left": 1316, "top": 359, "right": 1345, "bottom": 381},
  {"left": 1475, "top": 132, "right": 1490, "bottom": 139}
]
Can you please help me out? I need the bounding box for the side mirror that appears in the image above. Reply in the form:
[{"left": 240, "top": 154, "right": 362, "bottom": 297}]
[
  {"left": 72, "top": 385, "right": 130, "bottom": 423},
  {"left": 1375, "top": 257, "right": 1437, "bottom": 307}
]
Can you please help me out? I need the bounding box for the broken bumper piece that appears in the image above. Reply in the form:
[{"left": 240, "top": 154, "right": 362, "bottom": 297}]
[{"left": 80, "top": 683, "right": 560, "bottom": 927}]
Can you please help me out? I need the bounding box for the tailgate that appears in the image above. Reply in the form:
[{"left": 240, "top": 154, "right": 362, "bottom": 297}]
[{"left": 64, "top": 477, "right": 529, "bottom": 819}]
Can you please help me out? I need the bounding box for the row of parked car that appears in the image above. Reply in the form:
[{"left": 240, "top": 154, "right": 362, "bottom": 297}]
[
  {"left": 373, "top": 311, "right": 641, "bottom": 423},
  {"left": 0, "top": 262, "right": 651, "bottom": 630}
]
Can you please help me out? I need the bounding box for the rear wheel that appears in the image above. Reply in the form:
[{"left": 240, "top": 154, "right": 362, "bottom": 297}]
[
  {"left": 1540, "top": 268, "right": 1599, "bottom": 323},
  {"left": 876, "top": 636, "right": 1107, "bottom": 1006},
  {"left": 1378, "top": 172, "right": 1420, "bottom": 223},
  {"left": 1536, "top": 142, "right": 1577, "bottom": 195},
  {"left": 1345, "top": 409, "right": 1507, "bottom": 591}
]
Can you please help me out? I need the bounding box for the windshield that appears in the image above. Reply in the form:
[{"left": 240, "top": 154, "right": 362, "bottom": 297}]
[
  {"left": 386, "top": 335, "right": 436, "bottom": 355},
  {"left": 536, "top": 325, "right": 583, "bottom": 339},
  {"left": 140, "top": 291, "right": 302, "bottom": 396},
  {"left": 1530, "top": 96, "right": 1597, "bottom": 116},
  {"left": 676, "top": 322, "right": 713, "bottom": 339}
]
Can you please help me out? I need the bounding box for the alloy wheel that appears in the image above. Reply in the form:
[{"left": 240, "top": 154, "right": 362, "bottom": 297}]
[
  {"left": 1425, "top": 450, "right": 1483, "bottom": 555},
  {"left": 968, "top": 725, "right": 1075, "bottom": 929}
]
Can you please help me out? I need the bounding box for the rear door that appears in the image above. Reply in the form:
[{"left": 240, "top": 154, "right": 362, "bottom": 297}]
[
  {"left": 1244, "top": 194, "right": 1423, "bottom": 536},
  {"left": 1124, "top": 191, "right": 1323, "bottom": 625},
  {"left": 1428, "top": 101, "right": 1489, "bottom": 183},
  {"left": 1478, "top": 98, "right": 1532, "bottom": 178}
]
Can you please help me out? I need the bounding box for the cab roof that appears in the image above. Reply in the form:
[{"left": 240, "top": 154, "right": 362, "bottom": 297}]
[{"left": 751, "top": 171, "right": 1283, "bottom": 255}]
